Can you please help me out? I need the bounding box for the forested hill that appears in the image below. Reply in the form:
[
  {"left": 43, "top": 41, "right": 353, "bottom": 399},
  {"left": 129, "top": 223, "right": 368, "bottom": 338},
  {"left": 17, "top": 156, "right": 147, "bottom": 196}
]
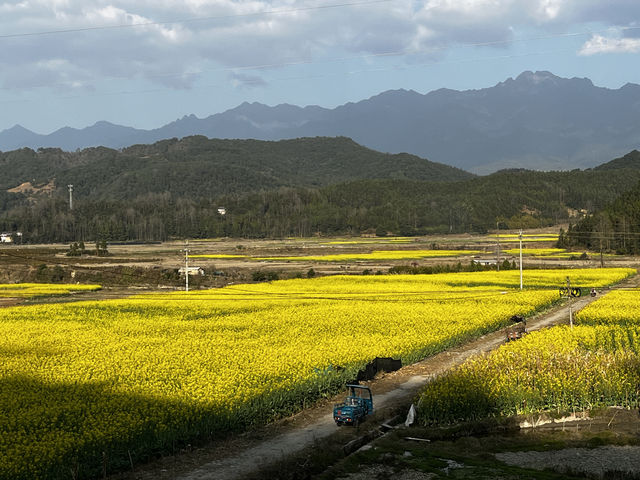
[
  {"left": 2, "top": 139, "right": 640, "bottom": 242},
  {"left": 208, "top": 167, "right": 640, "bottom": 238},
  {"left": 593, "top": 150, "right": 640, "bottom": 171},
  {"left": 562, "top": 150, "right": 640, "bottom": 254},
  {"left": 0, "top": 136, "right": 473, "bottom": 199}
]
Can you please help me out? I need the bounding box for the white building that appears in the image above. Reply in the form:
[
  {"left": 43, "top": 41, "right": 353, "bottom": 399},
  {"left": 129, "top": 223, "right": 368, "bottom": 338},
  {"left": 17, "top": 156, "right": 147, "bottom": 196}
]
[
  {"left": 472, "top": 258, "right": 497, "bottom": 266},
  {"left": 217, "top": 207, "right": 227, "bottom": 215},
  {"left": 178, "top": 266, "right": 205, "bottom": 276},
  {"left": 0, "top": 233, "right": 13, "bottom": 243}
]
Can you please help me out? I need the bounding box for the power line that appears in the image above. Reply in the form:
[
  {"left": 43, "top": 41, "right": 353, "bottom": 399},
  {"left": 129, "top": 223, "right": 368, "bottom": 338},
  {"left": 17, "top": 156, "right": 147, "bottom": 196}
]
[
  {"left": 0, "top": 45, "right": 577, "bottom": 97},
  {"left": 0, "top": 13, "right": 637, "bottom": 98},
  {"left": 0, "top": 47, "right": 579, "bottom": 107},
  {"left": 3, "top": 4, "right": 639, "bottom": 44},
  {"left": 0, "top": 0, "right": 394, "bottom": 39}
]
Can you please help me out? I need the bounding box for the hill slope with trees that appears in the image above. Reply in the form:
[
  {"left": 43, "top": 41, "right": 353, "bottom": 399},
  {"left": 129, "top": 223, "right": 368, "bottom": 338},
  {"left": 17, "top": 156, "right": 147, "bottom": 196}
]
[
  {"left": 561, "top": 150, "right": 640, "bottom": 254},
  {"left": 1, "top": 137, "right": 640, "bottom": 242},
  {"left": 0, "top": 136, "right": 472, "bottom": 200}
]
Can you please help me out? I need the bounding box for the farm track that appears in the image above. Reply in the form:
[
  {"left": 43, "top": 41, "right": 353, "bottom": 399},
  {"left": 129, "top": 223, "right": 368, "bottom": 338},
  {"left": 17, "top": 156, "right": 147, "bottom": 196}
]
[{"left": 120, "top": 273, "right": 640, "bottom": 480}]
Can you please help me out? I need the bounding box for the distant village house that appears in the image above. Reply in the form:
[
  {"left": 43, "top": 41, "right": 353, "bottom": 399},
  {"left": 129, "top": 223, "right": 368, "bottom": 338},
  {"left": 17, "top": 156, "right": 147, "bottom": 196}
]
[
  {"left": 0, "top": 233, "right": 13, "bottom": 243},
  {"left": 472, "top": 258, "right": 497, "bottom": 266},
  {"left": 217, "top": 207, "right": 227, "bottom": 215},
  {"left": 178, "top": 266, "right": 205, "bottom": 276}
]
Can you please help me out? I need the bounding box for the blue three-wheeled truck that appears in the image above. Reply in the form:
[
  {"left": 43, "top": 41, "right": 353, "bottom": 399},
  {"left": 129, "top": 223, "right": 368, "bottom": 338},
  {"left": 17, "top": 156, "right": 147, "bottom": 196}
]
[{"left": 333, "top": 384, "right": 373, "bottom": 426}]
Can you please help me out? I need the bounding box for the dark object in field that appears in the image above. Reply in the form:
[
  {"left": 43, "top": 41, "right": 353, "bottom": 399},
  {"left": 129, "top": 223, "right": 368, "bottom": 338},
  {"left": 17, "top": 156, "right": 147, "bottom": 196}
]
[
  {"left": 506, "top": 314, "right": 527, "bottom": 341},
  {"left": 356, "top": 357, "right": 402, "bottom": 382}
]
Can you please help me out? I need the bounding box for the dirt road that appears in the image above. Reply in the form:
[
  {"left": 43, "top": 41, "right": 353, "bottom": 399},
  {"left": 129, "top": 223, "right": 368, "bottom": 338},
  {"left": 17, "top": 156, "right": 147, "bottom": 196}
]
[{"left": 121, "top": 277, "right": 638, "bottom": 480}]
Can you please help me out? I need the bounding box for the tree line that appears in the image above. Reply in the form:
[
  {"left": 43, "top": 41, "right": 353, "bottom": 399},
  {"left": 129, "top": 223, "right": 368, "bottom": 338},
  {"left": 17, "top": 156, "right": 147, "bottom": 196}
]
[
  {"left": 560, "top": 178, "right": 640, "bottom": 255},
  {"left": 2, "top": 139, "right": 640, "bottom": 243},
  {"left": 3, "top": 168, "right": 640, "bottom": 243}
]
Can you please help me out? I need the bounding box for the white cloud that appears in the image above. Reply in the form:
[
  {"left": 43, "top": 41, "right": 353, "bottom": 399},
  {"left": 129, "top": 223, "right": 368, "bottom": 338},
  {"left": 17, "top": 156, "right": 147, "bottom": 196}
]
[
  {"left": 1, "top": 0, "right": 640, "bottom": 93},
  {"left": 532, "top": 0, "right": 563, "bottom": 21},
  {"left": 579, "top": 34, "right": 640, "bottom": 55}
]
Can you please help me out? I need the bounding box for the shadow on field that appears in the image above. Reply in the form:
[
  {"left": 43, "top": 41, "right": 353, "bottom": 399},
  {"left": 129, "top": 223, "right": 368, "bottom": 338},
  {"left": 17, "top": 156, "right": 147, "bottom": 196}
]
[{"left": 0, "top": 374, "right": 227, "bottom": 480}]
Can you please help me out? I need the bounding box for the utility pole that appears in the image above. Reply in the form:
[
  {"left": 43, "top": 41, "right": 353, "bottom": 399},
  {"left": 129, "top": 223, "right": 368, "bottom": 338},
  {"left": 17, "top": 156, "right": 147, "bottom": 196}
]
[
  {"left": 519, "top": 229, "right": 523, "bottom": 290},
  {"left": 496, "top": 221, "right": 500, "bottom": 271},
  {"left": 184, "top": 240, "right": 190, "bottom": 292},
  {"left": 67, "top": 184, "right": 73, "bottom": 211},
  {"left": 599, "top": 216, "right": 605, "bottom": 268},
  {"left": 566, "top": 276, "right": 573, "bottom": 329},
  {"left": 599, "top": 228, "right": 604, "bottom": 268}
]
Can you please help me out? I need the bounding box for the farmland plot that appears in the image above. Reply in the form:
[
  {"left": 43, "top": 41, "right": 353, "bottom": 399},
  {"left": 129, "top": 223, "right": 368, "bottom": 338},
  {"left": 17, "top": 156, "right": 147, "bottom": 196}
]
[
  {"left": 417, "top": 275, "right": 640, "bottom": 425},
  {"left": 0, "top": 269, "right": 633, "bottom": 479}
]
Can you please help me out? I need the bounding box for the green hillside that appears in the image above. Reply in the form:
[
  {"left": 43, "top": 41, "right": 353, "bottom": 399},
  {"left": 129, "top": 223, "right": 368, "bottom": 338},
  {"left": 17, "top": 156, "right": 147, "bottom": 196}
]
[
  {"left": 560, "top": 149, "right": 640, "bottom": 255},
  {"left": 206, "top": 166, "right": 640, "bottom": 238},
  {"left": 1, "top": 138, "right": 640, "bottom": 242},
  {"left": 563, "top": 179, "right": 640, "bottom": 255},
  {"left": 593, "top": 150, "right": 640, "bottom": 171},
  {"left": 0, "top": 136, "right": 473, "bottom": 199}
]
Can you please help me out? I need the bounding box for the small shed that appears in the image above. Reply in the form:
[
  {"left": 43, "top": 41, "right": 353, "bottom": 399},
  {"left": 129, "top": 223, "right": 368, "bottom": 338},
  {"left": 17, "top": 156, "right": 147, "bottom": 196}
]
[
  {"left": 179, "top": 266, "right": 205, "bottom": 276},
  {"left": 472, "top": 258, "right": 497, "bottom": 266}
]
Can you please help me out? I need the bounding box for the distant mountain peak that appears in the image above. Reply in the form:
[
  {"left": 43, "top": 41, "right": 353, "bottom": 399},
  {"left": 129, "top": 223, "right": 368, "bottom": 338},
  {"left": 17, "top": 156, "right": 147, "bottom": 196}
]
[
  {"left": 370, "top": 88, "right": 421, "bottom": 100},
  {"left": 91, "top": 120, "right": 120, "bottom": 128},
  {"left": 515, "top": 70, "right": 559, "bottom": 84},
  {"left": 6, "top": 124, "right": 32, "bottom": 133}
]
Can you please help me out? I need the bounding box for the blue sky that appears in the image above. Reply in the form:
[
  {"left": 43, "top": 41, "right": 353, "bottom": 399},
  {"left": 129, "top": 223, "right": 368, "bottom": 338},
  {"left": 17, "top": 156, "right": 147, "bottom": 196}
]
[{"left": 1, "top": 0, "right": 640, "bottom": 133}]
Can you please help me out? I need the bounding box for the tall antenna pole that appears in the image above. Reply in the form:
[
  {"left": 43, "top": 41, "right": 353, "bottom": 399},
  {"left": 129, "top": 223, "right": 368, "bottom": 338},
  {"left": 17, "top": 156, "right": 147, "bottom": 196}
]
[
  {"left": 67, "top": 184, "right": 74, "bottom": 210},
  {"left": 184, "top": 240, "right": 190, "bottom": 292},
  {"left": 519, "top": 229, "right": 523, "bottom": 290}
]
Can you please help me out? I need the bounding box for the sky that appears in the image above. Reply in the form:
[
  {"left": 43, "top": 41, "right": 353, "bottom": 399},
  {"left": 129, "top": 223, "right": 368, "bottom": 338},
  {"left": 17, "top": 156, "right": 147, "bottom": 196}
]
[{"left": 1, "top": 0, "right": 640, "bottom": 133}]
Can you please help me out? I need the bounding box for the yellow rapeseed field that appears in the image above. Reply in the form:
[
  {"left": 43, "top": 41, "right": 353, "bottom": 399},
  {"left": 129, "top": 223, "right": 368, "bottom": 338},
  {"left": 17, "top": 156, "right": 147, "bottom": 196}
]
[
  {"left": 323, "top": 237, "right": 414, "bottom": 245},
  {"left": 575, "top": 289, "right": 640, "bottom": 326},
  {"left": 502, "top": 248, "right": 586, "bottom": 257},
  {"left": 253, "top": 249, "right": 480, "bottom": 262},
  {"left": 0, "top": 283, "right": 101, "bottom": 298},
  {"left": 192, "top": 249, "right": 479, "bottom": 262},
  {"left": 417, "top": 274, "right": 639, "bottom": 425},
  {"left": 500, "top": 234, "right": 558, "bottom": 242},
  {"left": 0, "top": 268, "right": 633, "bottom": 479}
]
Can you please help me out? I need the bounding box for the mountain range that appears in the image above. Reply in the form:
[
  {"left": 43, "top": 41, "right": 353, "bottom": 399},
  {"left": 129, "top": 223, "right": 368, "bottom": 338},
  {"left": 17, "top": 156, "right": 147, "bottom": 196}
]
[{"left": 2, "top": 71, "right": 640, "bottom": 173}]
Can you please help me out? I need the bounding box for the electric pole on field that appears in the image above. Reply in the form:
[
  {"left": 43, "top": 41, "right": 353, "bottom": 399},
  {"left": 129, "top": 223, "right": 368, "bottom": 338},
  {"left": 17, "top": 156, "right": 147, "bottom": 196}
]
[
  {"left": 566, "top": 276, "right": 573, "bottom": 329},
  {"left": 67, "top": 184, "right": 73, "bottom": 210},
  {"left": 496, "top": 221, "right": 501, "bottom": 271},
  {"left": 599, "top": 233, "right": 604, "bottom": 268},
  {"left": 519, "top": 229, "right": 523, "bottom": 290},
  {"left": 184, "top": 240, "right": 190, "bottom": 292}
]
